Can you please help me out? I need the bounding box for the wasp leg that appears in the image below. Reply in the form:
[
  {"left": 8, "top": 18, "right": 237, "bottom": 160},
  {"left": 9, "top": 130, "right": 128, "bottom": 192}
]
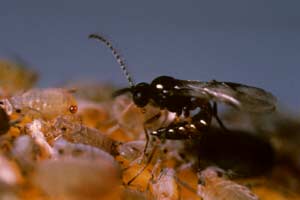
[
  {"left": 126, "top": 144, "right": 158, "bottom": 185},
  {"left": 126, "top": 112, "right": 162, "bottom": 185},
  {"left": 143, "top": 112, "right": 162, "bottom": 158},
  {"left": 143, "top": 125, "right": 150, "bottom": 157},
  {"left": 212, "top": 102, "right": 229, "bottom": 132}
]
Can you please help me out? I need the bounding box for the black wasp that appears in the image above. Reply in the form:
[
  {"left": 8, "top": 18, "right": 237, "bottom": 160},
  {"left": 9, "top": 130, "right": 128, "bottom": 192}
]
[{"left": 89, "top": 34, "right": 277, "bottom": 141}]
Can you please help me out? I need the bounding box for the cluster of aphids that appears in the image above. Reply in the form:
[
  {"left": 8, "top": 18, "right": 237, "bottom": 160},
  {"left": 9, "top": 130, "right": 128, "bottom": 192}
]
[{"left": 0, "top": 35, "right": 299, "bottom": 200}]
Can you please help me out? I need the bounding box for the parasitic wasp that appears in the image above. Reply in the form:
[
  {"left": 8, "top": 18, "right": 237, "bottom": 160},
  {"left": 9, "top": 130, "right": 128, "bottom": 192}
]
[{"left": 88, "top": 33, "right": 276, "bottom": 141}]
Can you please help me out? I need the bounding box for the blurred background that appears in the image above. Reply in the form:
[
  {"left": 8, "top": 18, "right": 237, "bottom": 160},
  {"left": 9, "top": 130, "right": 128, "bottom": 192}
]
[{"left": 0, "top": 0, "right": 299, "bottom": 111}]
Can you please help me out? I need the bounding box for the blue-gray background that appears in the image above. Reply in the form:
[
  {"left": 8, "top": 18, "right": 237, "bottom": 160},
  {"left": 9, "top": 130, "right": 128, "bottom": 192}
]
[{"left": 0, "top": 0, "right": 299, "bottom": 111}]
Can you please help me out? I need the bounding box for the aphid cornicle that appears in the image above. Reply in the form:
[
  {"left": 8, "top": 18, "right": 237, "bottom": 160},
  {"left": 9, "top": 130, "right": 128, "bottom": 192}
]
[{"left": 89, "top": 33, "right": 277, "bottom": 141}]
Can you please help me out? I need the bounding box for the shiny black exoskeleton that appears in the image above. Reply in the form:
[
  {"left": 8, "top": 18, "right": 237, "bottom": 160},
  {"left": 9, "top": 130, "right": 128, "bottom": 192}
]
[
  {"left": 131, "top": 76, "right": 203, "bottom": 115},
  {"left": 89, "top": 33, "right": 277, "bottom": 186},
  {"left": 114, "top": 75, "right": 218, "bottom": 139},
  {"left": 89, "top": 33, "right": 276, "bottom": 141}
]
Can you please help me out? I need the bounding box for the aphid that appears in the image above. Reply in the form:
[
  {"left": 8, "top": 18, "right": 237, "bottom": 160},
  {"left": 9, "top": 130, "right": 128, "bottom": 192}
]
[
  {"left": 0, "top": 88, "right": 78, "bottom": 120},
  {"left": 197, "top": 166, "right": 259, "bottom": 200},
  {"left": 149, "top": 167, "right": 180, "bottom": 200},
  {"left": 32, "top": 156, "right": 121, "bottom": 199},
  {"left": 89, "top": 33, "right": 276, "bottom": 141},
  {"left": 52, "top": 116, "right": 120, "bottom": 156}
]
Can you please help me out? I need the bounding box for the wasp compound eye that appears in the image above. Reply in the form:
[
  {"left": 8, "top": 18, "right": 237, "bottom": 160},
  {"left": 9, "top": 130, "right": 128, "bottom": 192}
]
[
  {"left": 132, "top": 83, "right": 151, "bottom": 107},
  {"left": 69, "top": 105, "right": 78, "bottom": 114}
]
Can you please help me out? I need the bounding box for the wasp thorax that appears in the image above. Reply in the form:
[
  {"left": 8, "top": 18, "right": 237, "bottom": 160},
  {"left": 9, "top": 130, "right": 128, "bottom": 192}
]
[
  {"left": 132, "top": 82, "right": 151, "bottom": 107},
  {"left": 150, "top": 76, "right": 181, "bottom": 108},
  {"left": 151, "top": 76, "right": 177, "bottom": 92}
]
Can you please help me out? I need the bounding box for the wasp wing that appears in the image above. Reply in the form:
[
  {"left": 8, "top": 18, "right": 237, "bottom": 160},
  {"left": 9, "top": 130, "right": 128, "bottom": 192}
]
[{"left": 177, "top": 80, "right": 276, "bottom": 113}]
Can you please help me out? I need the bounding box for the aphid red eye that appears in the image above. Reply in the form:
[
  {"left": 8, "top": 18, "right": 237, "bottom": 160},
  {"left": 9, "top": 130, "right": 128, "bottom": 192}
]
[{"left": 69, "top": 105, "right": 78, "bottom": 114}]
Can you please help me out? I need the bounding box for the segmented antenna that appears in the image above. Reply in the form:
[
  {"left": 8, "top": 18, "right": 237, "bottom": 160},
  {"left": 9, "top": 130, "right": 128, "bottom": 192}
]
[{"left": 89, "top": 34, "right": 135, "bottom": 87}]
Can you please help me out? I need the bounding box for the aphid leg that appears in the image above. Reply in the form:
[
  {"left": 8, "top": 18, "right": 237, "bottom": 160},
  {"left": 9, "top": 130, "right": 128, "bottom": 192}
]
[
  {"left": 212, "top": 102, "right": 229, "bottom": 132},
  {"left": 126, "top": 144, "right": 158, "bottom": 185}
]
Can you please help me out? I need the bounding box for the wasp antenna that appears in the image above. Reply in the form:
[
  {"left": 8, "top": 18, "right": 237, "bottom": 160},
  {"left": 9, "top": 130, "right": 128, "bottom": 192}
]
[{"left": 89, "top": 34, "right": 135, "bottom": 87}]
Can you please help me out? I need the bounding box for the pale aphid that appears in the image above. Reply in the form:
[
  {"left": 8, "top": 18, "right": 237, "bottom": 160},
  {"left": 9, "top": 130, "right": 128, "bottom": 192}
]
[
  {"left": 149, "top": 167, "right": 180, "bottom": 200},
  {"left": 0, "top": 88, "right": 78, "bottom": 120},
  {"left": 52, "top": 138, "right": 116, "bottom": 164},
  {"left": 198, "top": 167, "right": 259, "bottom": 200},
  {"left": 51, "top": 116, "right": 120, "bottom": 156},
  {"left": 32, "top": 156, "right": 121, "bottom": 199}
]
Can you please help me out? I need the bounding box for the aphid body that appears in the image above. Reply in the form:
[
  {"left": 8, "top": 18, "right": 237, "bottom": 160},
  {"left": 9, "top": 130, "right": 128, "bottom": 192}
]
[
  {"left": 197, "top": 167, "right": 259, "bottom": 200},
  {"left": 52, "top": 116, "right": 120, "bottom": 156},
  {"left": 0, "top": 88, "right": 78, "bottom": 119},
  {"left": 150, "top": 168, "right": 179, "bottom": 200}
]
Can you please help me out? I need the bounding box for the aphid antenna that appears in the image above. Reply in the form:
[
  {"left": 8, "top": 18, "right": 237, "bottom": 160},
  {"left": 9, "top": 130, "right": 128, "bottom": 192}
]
[{"left": 89, "top": 33, "right": 135, "bottom": 87}]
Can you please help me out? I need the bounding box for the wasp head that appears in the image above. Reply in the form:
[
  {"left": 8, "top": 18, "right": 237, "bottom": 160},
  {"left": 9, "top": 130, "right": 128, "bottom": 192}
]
[
  {"left": 113, "top": 82, "right": 151, "bottom": 108},
  {"left": 131, "top": 82, "right": 151, "bottom": 107}
]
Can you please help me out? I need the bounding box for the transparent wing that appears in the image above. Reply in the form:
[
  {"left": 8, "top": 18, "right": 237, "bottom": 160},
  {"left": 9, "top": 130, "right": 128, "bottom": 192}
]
[{"left": 177, "top": 80, "right": 276, "bottom": 113}]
